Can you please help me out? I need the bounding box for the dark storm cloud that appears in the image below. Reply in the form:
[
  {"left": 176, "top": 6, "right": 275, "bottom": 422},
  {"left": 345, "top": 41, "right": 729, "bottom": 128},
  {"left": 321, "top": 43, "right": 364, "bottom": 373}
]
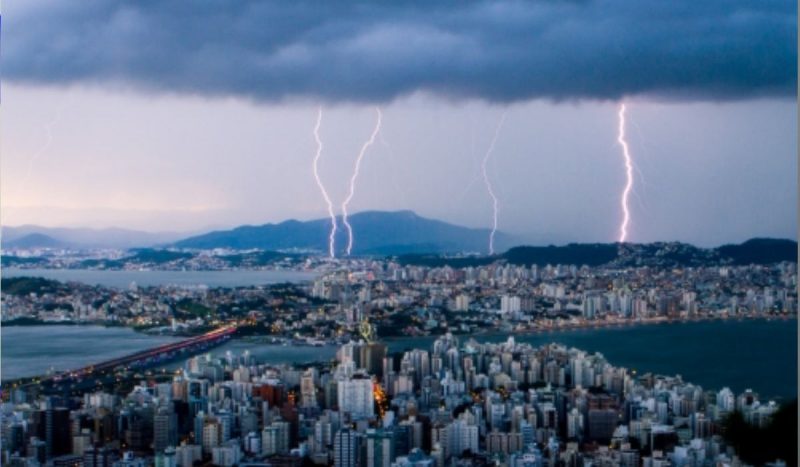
[{"left": 4, "top": 0, "right": 796, "bottom": 102}]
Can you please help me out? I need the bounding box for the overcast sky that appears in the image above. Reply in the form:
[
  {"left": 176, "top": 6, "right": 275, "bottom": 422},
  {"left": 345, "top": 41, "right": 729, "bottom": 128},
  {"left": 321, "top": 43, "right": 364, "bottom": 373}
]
[{"left": 1, "top": 1, "right": 796, "bottom": 246}]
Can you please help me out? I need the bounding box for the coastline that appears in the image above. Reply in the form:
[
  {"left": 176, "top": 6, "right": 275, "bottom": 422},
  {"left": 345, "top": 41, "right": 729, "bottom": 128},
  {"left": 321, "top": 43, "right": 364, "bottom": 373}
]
[
  {"left": 3, "top": 317, "right": 797, "bottom": 399},
  {"left": 3, "top": 311, "right": 795, "bottom": 341},
  {"left": 1, "top": 318, "right": 126, "bottom": 328},
  {"left": 466, "top": 312, "right": 797, "bottom": 338}
]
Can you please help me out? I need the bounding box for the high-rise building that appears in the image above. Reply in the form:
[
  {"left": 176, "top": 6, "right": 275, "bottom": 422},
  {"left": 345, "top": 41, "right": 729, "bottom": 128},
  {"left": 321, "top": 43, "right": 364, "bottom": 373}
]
[
  {"left": 716, "top": 387, "right": 735, "bottom": 413},
  {"left": 301, "top": 369, "right": 318, "bottom": 408},
  {"left": 567, "top": 408, "right": 584, "bottom": 439},
  {"left": 337, "top": 374, "right": 375, "bottom": 420},
  {"left": 500, "top": 295, "right": 521, "bottom": 314},
  {"left": 216, "top": 410, "right": 233, "bottom": 443},
  {"left": 244, "top": 431, "right": 261, "bottom": 455},
  {"left": 153, "top": 407, "right": 178, "bottom": 453},
  {"left": 187, "top": 380, "right": 209, "bottom": 419},
  {"left": 338, "top": 343, "right": 361, "bottom": 368},
  {"left": 28, "top": 438, "right": 47, "bottom": 465},
  {"left": 454, "top": 294, "right": 471, "bottom": 312},
  {"left": 446, "top": 416, "right": 479, "bottom": 458},
  {"left": 582, "top": 294, "right": 598, "bottom": 320},
  {"left": 333, "top": 428, "right": 360, "bottom": 467},
  {"left": 253, "top": 382, "right": 284, "bottom": 407},
  {"left": 211, "top": 441, "right": 242, "bottom": 467},
  {"left": 72, "top": 429, "right": 92, "bottom": 457},
  {"left": 365, "top": 429, "right": 395, "bottom": 467},
  {"left": 34, "top": 399, "right": 72, "bottom": 459},
  {"left": 401, "top": 350, "right": 430, "bottom": 388},
  {"left": 587, "top": 409, "right": 618, "bottom": 442},
  {"left": 261, "top": 421, "right": 290, "bottom": 456},
  {"left": 192, "top": 412, "right": 205, "bottom": 445},
  {"left": 360, "top": 343, "right": 388, "bottom": 377},
  {"left": 4, "top": 422, "right": 26, "bottom": 456},
  {"left": 83, "top": 446, "right": 114, "bottom": 467},
  {"left": 174, "top": 444, "right": 202, "bottom": 467},
  {"left": 201, "top": 420, "right": 220, "bottom": 454},
  {"left": 154, "top": 446, "right": 177, "bottom": 467}
]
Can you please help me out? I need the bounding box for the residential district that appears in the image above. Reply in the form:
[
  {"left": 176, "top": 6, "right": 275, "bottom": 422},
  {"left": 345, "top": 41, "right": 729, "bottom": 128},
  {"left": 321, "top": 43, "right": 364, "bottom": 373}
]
[
  {"left": 1, "top": 256, "right": 797, "bottom": 467},
  {"left": 1, "top": 260, "right": 797, "bottom": 340},
  {"left": 0, "top": 334, "right": 791, "bottom": 467}
]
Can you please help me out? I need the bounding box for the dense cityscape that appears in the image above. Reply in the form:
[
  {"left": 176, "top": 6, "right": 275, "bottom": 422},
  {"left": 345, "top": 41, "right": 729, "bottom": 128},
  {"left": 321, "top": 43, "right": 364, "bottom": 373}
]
[
  {"left": 2, "top": 255, "right": 796, "bottom": 340},
  {"left": 3, "top": 1, "right": 797, "bottom": 466},
  {"left": 1, "top": 332, "right": 794, "bottom": 467},
  {"left": 1, "top": 253, "right": 797, "bottom": 466}
]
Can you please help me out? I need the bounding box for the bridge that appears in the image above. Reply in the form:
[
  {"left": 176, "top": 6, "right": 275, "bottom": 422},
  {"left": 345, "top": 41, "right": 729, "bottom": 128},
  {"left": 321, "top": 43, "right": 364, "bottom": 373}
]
[{"left": 2, "top": 325, "right": 237, "bottom": 397}]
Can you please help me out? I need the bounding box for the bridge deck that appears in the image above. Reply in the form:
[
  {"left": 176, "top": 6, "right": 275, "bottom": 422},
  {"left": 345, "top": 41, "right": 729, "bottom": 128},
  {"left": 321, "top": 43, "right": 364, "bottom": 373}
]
[{"left": 2, "top": 325, "right": 237, "bottom": 391}]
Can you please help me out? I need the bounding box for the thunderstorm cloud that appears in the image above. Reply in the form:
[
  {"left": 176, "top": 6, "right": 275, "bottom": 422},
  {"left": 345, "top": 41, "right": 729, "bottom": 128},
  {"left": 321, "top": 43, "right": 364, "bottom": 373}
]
[{"left": 3, "top": 0, "right": 797, "bottom": 103}]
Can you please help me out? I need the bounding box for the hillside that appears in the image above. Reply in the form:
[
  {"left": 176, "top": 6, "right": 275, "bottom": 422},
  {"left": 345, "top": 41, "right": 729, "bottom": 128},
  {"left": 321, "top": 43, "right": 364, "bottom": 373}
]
[
  {"left": 716, "top": 238, "right": 798, "bottom": 265},
  {"left": 3, "top": 233, "right": 66, "bottom": 249},
  {"left": 1, "top": 225, "right": 186, "bottom": 249},
  {"left": 174, "top": 210, "right": 516, "bottom": 255},
  {"left": 396, "top": 238, "right": 797, "bottom": 268}
]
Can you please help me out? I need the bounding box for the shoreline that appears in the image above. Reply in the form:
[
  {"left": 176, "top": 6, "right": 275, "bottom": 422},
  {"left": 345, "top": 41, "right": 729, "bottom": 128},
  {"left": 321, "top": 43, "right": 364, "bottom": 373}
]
[
  {"left": 3, "top": 312, "right": 795, "bottom": 341},
  {"left": 468, "top": 312, "right": 797, "bottom": 338},
  {"left": 3, "top": 318, "right": 797, "bottom": 400},
  {"left": 0, "top": 267, "right": 319, "bottom": 289},
  {"left": 381, "top": 312, "right": 798, "bottom": 343},
  {"left": 379, "top": 314, "right": 800, "bottom": 354},
  {"left": 1, "top": 318, "right": 127, "bottom": 328}
]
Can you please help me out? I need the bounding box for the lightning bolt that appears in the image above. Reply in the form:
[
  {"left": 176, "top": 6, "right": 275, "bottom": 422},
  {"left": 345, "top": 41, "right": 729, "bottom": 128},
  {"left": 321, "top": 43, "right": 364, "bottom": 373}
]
[
  {"left": 481, "top": 111, "right": 507, "bottom": 255},
  {"left": 617, "top": 103, "right": 634, "bottom": 243},
  {"left": 16, "top": 97, "right": 73, "bottom": 196},
  {"left": 341, "top": 107, "right": 382, "bottom": 256},
  {"left": 312, "top": 107, "right": 337, "bottom": 258}
]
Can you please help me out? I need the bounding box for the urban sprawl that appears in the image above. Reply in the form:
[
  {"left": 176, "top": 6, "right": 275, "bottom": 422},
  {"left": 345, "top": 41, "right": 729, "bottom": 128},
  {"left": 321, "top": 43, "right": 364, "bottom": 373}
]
[{"left": 1, "top": 255, "right": 797, "bottom": 467}]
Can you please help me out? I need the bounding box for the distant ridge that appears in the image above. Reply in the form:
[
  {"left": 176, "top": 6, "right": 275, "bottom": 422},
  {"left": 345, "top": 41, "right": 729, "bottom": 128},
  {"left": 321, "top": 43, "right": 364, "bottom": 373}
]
[
  {"left": 397, "top": 238, "right": 797, "bottom": 267},
  {"left": 504, "top": 244, "right": 619, "bottom": 267},
  {"left": 3, "top": 214, "right": 795, "bottom": 267},
  {"left": 716, "top": 238, "right": 798, "bottom": 265},
  {"left": 3, "top": 233, "right": 65, "bottom": 249},
  {"left": 1, "top": 225, "right": 186, "bottom": 249},
  {"left": 173, "top": 210, "right": 517, "bottom": 255}
]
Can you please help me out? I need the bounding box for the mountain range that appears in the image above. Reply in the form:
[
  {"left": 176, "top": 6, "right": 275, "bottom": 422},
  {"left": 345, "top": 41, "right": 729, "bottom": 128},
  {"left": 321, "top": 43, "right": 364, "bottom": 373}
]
[
  {"left": 3, "top": 211, "right": 516, "bottom": 254},
  {"left": 1, "top": 226, "right": 188, "bottom": 250},
  {"left": 507, "top": 238, "right": 797, "bottom": 267},
  {"left": 173, "top": 210, "right": 516, "bottom": 255},
  {"left": 398, "top": 238, "right": 797, "bottom": 267},
  {"left": 1, "top": 211, "right": 796, "bottom": 265}
]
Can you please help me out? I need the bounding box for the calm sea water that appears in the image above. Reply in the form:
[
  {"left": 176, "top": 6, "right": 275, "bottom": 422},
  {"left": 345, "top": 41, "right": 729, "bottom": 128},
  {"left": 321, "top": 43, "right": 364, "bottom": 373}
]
[
  {"left": 2, "top": 320, "right": 797, "bottom": 400},
  {"left": 1, "top": 326, "right": 183, "bottom": 380},
  {"left": 1, "top": 268, "right": 318, "bottom": 288},
  {"left": 387, "top": 319, "right": 799, "bottom": 401}
]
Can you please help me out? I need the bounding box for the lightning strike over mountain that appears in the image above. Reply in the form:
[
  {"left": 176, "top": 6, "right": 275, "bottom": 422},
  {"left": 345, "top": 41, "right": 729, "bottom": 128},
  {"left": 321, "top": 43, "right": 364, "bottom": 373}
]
[
  {"left": 312, "top": 107, "right": 337, "bottom": 258},
  {"left": 341, "top": 107, "right": 383, "bottom": 256},
  {"left": 481, "top": 111, "right": 507, "bottom": 255},
  {"left": 617, "top": 103, "right": 634, "bottom": 243}
]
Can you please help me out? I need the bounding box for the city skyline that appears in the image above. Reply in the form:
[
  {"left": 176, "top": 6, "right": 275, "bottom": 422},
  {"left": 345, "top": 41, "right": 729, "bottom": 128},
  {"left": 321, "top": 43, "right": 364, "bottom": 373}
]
[{"left": 1, "top": 3, "right": 797, "bottom": 465}]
